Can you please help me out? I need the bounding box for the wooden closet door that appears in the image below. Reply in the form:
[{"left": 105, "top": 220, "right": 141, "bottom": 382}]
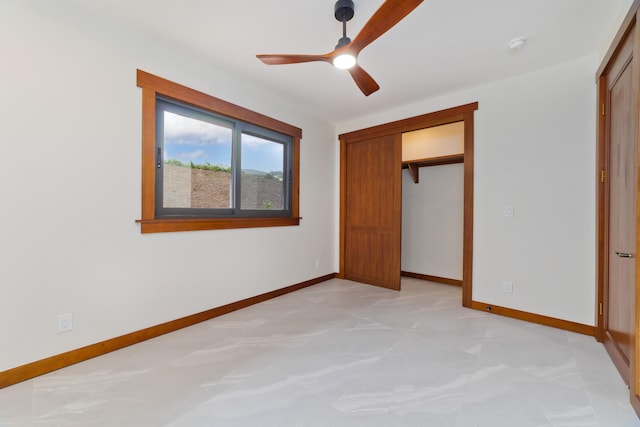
[
  {"left": 343, "top": 134, "right": 402, "bottom": 290},
  {"left": 603, "top": 25, "right": 637, "bottom": 385}
]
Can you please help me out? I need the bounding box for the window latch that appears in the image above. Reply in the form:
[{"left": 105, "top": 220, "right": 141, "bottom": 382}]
[{"left": 156, "top": 148, "right": 162, "bottom": 169}]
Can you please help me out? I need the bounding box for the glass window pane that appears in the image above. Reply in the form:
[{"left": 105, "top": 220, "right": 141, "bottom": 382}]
[
  {"left": 240, "top": 133, "right": 284, "bottom": 210},
  {"left": 162, "top": 111, "right": 232, "bottom": 209}
]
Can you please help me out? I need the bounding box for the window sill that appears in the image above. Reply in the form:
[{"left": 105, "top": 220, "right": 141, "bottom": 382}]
[{"left": 136, "top": 217, "right": 301, "bottom": 233}]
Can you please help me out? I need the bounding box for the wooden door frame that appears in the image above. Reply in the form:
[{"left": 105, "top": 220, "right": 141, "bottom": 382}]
[
  {"left": 596, "top": 0, "right": 640, "bottom": 417},
  {"left": 338, "top": 102, "right": 478, "bottom": 307}
]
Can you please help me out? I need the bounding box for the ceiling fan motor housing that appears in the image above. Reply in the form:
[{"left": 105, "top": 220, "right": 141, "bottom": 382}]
[{"left": 335, "top": 0, "right": 355, "bottom": 22}]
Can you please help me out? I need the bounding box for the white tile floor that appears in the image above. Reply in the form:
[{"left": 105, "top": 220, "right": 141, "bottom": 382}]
[{"left": 1, "top": 278, "right": 638, "bottom": 426}]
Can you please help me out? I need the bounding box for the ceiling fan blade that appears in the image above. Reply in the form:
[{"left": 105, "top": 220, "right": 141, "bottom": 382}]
[
  {"left": 348, "top": 64, "right": 380, "bottom": 96},
  {"left": 350, "top": 0, "right": 423, "bottom": 54},
  {"left": 256, "top": 53, "right": 332, "bottom": 65}
]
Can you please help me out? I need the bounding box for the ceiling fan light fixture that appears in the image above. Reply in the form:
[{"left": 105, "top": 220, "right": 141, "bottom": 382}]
[{"left": 333, "top": 53, "right": 357, "bottom": 69}]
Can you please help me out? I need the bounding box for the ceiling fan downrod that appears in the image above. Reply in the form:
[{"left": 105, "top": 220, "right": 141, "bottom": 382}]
[{"left": 334, "top": 0, "right": 354, "bottom": 48}]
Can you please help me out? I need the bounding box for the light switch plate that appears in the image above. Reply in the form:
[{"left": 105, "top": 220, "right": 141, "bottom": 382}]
[{"left": 502, "top": 281, "right": 513, "bottom": 293}]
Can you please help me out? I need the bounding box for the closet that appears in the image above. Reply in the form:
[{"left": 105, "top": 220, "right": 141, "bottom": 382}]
[
  {"left": 401, "top": 122, "right": 464, "bottom": 286},
  {"left": 338, "top": 102, "right": 477, "bottom": 306}
]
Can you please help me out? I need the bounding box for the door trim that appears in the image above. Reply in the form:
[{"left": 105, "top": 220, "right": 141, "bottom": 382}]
[{"left": 338, "top": 102, "right": 478, "bottom": 307}]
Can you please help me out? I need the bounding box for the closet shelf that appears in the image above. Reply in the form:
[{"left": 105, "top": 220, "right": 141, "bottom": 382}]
[{"left": 402, "top": 153, "right": 464, "bottom": 183}]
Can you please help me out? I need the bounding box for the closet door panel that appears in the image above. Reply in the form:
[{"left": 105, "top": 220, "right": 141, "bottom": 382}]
[{"left": 343, "top": 134, "right": 402, "bottom": 290}]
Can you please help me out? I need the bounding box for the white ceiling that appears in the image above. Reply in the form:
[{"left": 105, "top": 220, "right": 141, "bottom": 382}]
[{"left": 64, "top": 0, "right": 630, "bottom": 123}]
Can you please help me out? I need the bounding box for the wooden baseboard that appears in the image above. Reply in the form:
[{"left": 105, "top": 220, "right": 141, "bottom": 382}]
[
  {"left": 632, "top": 393, "right": 640, "bottom": 419},
  {"left": 401, "top": 271, "right": 462, "bottom": 287},
  {"left": 470, "top": 300, "right": 595, "bottom": 336},
  {"left": 0, "top": 273, "right": 336, "bottom": 389},
  {"left": 603, "top": 333, "right": 630, "bottom": 386}
]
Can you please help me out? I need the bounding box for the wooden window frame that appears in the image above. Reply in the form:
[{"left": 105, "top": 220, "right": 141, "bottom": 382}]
[{"left": 136, "top": 70, "right": 302, "bottom": 233}]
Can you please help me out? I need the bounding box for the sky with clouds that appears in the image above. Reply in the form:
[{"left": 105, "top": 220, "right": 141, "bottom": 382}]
[{"left": 163, "top": 111, "right": 284, "bottom": 173}]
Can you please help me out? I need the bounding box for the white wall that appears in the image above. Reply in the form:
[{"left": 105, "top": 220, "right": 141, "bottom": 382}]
[
  {"left": 402, "top": 164, "right": 464, "bottom": 279},
  {"left": 338, "top": 55, "right": 598, "bottom": 326},
  {"left": 600, "top": 0, "right": 636, "bottom": 59},
  {"left": 0, "top": 2, "right": 337, "bottom": 371}
]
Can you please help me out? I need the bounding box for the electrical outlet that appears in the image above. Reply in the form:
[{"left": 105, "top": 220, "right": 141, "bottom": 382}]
[
  {"left": 315, "top": 258, "right": 320, "bottom": 270},
  {"left": 57, "top": 313, "right": 73, "bottom": 333},
  {"left": 502, "top": 281, "right": 513, "bottom": 294}
]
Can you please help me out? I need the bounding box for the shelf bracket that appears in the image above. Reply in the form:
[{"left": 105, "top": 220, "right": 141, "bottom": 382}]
[{"left": 407, "top": 163, "right": 419, "bottom": 183}]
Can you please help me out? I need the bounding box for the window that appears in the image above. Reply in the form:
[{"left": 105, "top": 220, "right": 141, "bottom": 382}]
[
  {"left": 156, "top": 98, "right": 292, "bottom": 218},
  {"left": 137, "top": 70, "right": 301, "bottom": 233}
]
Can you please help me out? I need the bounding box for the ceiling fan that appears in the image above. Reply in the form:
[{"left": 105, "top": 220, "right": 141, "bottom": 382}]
[{"left": 256, "top": 0, "right": 424, "bottom": 96}]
